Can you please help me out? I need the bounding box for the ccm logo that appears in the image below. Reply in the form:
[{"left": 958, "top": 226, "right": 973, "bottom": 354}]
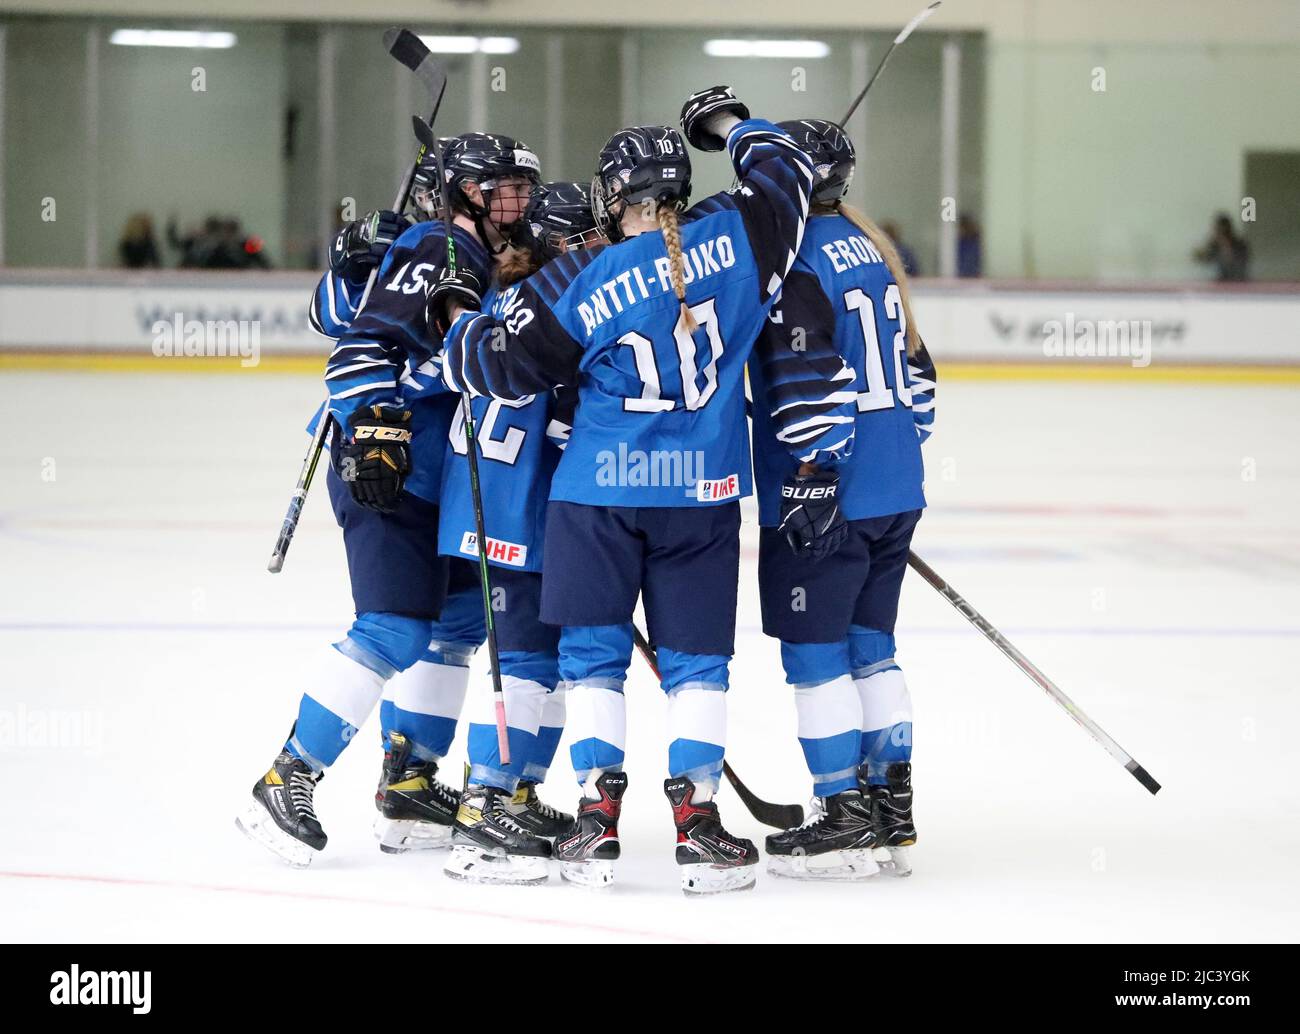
[
  {"left": 354, "top": 426, "right": 412, "bottom": 443},
  {"left": 783, "top": 483, "right": 836, "bottom": 501}
]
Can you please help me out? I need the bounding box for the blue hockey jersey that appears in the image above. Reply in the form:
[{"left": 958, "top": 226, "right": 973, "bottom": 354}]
[
  {"left": 437, "top": 284, "right": 573, "bottom": 573},
  {"left": 442, "top": 119, "right": 815, "bottom": 508},
  {"left": 307, "top": 221, "right": 493, "bottom": 504},
  {"left": 749, "top": 212, "right": 937, "bottom": 526}
]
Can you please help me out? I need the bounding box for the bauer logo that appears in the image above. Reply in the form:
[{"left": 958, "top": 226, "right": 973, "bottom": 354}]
[
  {"left": 49, "top": 965, "right": 151, "bottom": 1014},
  {"left": 151, "top": 312, "right": 261, "bottom": 367}
]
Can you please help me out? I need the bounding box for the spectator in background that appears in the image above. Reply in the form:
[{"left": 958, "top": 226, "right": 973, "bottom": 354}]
[
  {"left": 119, "top": 213, "right": 160, "bottom": 268},
  {"left": 957, "top": 213, "right": 982, "bottom": 278},
  {"left": 168, "top": 214, "right": 271, "bottom": 269},
  {"left": 882, "top": 221, "right": 920, "bottom": 276},
  {"left": 1194, "top": 212, "right": 1249, "bottom": 282}
]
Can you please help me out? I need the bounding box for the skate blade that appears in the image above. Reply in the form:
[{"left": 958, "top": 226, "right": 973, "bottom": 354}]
[
  {"left": 374, "top": 816, "right": 455, "bottom": 854},
  {"left": 236, "top": 806, "right": 317, "bottom": 869},
  {"left": 442, "top": 844, "right": 548, "bottom": 886},
  {"left": 767, "top": 848, "right": 880, "bottom": 882},
  {"left": 559, "top": 859, "right": 615, "bottom": 888},
  {"left": 680, "top": 862, "right": 758, "bottom": 896},
  {"left": 871, "top": 844, "right": 913, "bottom": 877}
]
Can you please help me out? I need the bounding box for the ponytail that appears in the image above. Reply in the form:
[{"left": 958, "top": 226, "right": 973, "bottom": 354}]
[
  {"left": 657, "top": 204, "right": 698, "bottom": 332},
  {"left": 837, "top": 202, "right": 919, "bottom": 356}
]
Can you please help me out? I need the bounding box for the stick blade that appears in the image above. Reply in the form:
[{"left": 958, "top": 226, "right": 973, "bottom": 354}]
[
  {"left": 895, "top": 1, "right": 943, "bottom": 44},
  {"left": 1127, "top": 762, "right": 1162, "bottom": 795},
  {"left": 411, "top": 114, "right": 435, "bottom": 149},
  {"left": 384, "top": 28, "right": 446, "bottom": 98}
]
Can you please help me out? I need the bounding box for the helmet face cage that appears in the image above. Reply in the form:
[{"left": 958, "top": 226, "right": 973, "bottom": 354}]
[
  {"left": 409, "top": 136, "right": 457, "bottom": 219},
  {"left": 513, "top": 181, "right": 604, "bottom": 261},
  {"left": 779, "top": 119, "right": 856, "bottom": 207},
  {"left": 443, "top": 133, "right": 542, "bottom": 226},
  {"left": 592, "top": 126, "right": 692, "bottom": 243}
]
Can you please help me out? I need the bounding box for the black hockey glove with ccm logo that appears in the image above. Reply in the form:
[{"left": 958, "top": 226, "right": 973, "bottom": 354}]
[
  {"left": 425, "top": 267, "right": 485, "bottom": 338},
  {"left": 680, "top": 85, "right": 751, "bottom": 152},
  {"left": 779, "top": 469, "right": 849, "bottom": 562},
  {"left": 341, "top": 405, "right": 412, "bottom": 514},
  {"left": 329, "top": 209, "right": 409, "bottom": 282}
]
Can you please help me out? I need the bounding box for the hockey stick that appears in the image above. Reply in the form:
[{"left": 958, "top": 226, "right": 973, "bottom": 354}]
[
  {"left": 411, "top": 114, "right": 511, "bottom": 766},
  {"left": 266, "top": 28, "right": 447, "bottom": 575},
  {"left": 630, "top": 624, "right": 805, "bottom": 828},
  {"left": 840, "top": 1, "right": 943, "bottom": 125},
  {"left": 906, "top": 551, "right": 1161, "bottom": 795}
]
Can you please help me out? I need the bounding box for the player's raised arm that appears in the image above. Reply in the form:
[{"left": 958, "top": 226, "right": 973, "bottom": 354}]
[
  {"left": 430, "top": 269, "right": 585, "bottom": 403},
  {"left": 308, "top": 210, "right": 409, "bottom": 339},
  {"left": 680, "top": 86, "right": 816, "bottom": 304},
  {"left": 756, "top": 268, "right": 859, "bottom": 466}
]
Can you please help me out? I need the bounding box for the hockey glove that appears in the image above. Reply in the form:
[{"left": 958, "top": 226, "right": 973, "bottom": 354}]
[
  {"left": 341, "top": 405, "right": 412, "bottom": 513},
  {"left": 425, "top": 267, "right": 485, "bottom": 338},
  {"left": 778, "top": 469, "right": 848, "bottom": 562},
  {"left": 680, "top": 86, "right": 751, "bottom": 152},
  {"left": 329, "top": 209, "right": 408, "bottom": 282}
]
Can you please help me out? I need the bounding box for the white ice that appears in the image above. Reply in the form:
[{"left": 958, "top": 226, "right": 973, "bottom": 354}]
[{"left": 1, "top": 368, "right": 1297, "bottom": 943}]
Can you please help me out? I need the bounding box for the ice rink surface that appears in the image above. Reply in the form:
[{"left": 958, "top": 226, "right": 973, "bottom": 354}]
[{"left": 1, "top": 367, "right": 1297, "bottom": 943}]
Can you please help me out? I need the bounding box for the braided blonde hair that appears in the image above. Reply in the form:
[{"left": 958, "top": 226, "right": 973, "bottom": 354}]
[
  {"left": 656, "top": 203, "right": 698, "bottom": 332},
  {"left": 836, "top": 202, "right": 919, "bottom": 356}
]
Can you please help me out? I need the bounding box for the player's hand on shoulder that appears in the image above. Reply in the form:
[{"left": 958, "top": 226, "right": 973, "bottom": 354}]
[
  {"left": 425, "top": 267, "right": 485, "bottom": 338},
  {"left": 680, "top": 85, "right": 751, "bottom": 151},
  {"left": 329, "top": 209, "right": 410, "bottom": 282},
  {"left": 778, "top": 467, "right": 848, "bottom": 562},
  {"left": 340, "top": 404, "right": 412, "bottom": 513}
]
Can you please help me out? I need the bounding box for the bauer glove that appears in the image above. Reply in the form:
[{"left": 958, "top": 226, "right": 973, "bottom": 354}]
[
  {"left": 680, "top": 86, "right": 751, "bottom": 152},
  {"left": 341, "top": 405, "right": 412, "bottom": 513},
  {"left": 778, "top": 469, "right": 848, "bottom": 562}
]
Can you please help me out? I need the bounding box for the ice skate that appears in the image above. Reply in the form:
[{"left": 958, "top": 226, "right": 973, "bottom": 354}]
[
  {"left": 505, "top": 780, "right": 576, "bottom": 840},
  {"left": 665, "top": 777, "right": 758, "bottom": 895},
  {"left": 236, "top": 749, "right": 326, "bottom": 868},
  {"left": 765, "top": 790, "right": 881, "bottom": 881},
  {"left": 372, "top": 732, "right": 459, "bottom": 853},
  {"left": 443, "top": 784, "right": 552, "bottom": 885},
  {"left": 865, "top": 762, "right": 916, "bottom": 877},
  {"left": 556, "top": 771, "right": 627, "bottom": 888}
]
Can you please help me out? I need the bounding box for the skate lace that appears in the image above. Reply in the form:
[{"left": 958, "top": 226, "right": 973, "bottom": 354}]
[
  {"left": 796, "top": 797, "right": 829, "bottom": 831},
  {"left": 488, "top": 798, "right": 532, "bottom": 836},
  {"left": 528, "top": 795, "right": 565, "bottom": 820},
  {"left": 288, "top": 770, "right": 319, "bottom": 820}
]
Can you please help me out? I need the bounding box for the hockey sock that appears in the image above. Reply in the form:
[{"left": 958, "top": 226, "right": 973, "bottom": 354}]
[
  {"left": 286, "top": 644, "right": 388, "bottom": 770},
  {"left": 380, "top": 642, "right": 474, "bottom": 762},
  {"left": 467, "top": 664, "right": 549, "bottom": 793},
  {"left": 526, "top": 687, "right": 566, "bottom": 784},
  {"left": 560, "top": 624, "right": 633, "bottom": 786},
  {"left": 659, "top": 647, "right": 729, "bottom": 796},
  {"left": 794, "top": 674, "right": 864, "bottom": 796},
  {"left": 849, "top": 626, "right": 913, "bottom": 785}
]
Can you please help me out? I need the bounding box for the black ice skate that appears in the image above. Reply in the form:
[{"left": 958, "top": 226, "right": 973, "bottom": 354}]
[
  {"left": 443, "top": 784, "right": 553, "bottom": 885},
  {"left": 505, "top": 781, "right": 576, "bottom": 841},
  {"left": 665, "top": 776, "right": 758, "bottom": 895},
  {"left": 556, "top": 771, "right": 627, "bottom": 888},
  {"left": 236, "top": 748, "right": 327, "bottom": 868},
  {"left": 864, "top": 761, "right": 916, "bottom": 876},
  {"left": 765, "top": 789, "right": 881, "bottom": 881},
  {"left": 373, "top": 732, "right": 459, "bottom": 853}
]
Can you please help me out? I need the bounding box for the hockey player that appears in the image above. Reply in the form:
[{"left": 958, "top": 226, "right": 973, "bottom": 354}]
[
  {"left": 431, "top": 87, "right": 816, "bottom": 893},
  {"left": 441, "top": 182, "right": 605, "bottom": 886},
  {"left": 237, "top": 134, "right": 541, "bottom": 867},
  {"left": 747, "top": 120, "right": 936, "bottom": 880}
]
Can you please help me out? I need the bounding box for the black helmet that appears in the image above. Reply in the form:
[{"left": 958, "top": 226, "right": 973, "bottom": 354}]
[
  {"left": 410, "top": 135, "right": 457, "bottom": 218},
  {"left": 591, "top": 126, "right": 691, "bottom": 243},
  {"left": 511, "top": 181, "right": 605, "bottom": 262},
  {"left": 777, "top": 119, "right": 855, "bottom": 207},
  {"left": 442, "top": 133, "right": 541, "bottom": 218}
]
